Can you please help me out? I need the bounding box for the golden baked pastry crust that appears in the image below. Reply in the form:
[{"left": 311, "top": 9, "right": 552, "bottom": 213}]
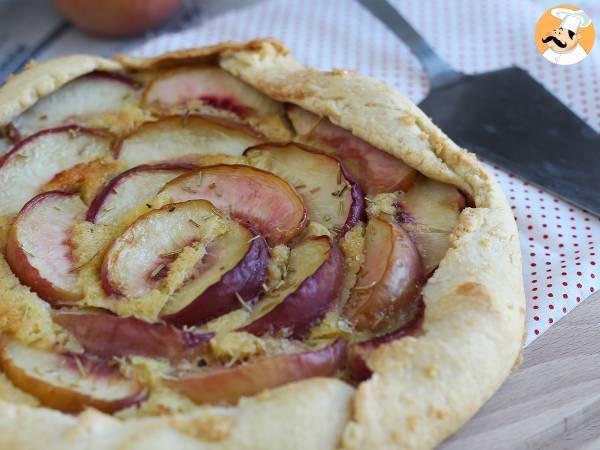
[{"left": 0, "top": 39, "right": 525, "bottom": 449}]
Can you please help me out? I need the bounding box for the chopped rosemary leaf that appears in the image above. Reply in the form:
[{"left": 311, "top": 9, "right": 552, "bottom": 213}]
[
  {"left": 146, "top": 203, "right": 152, "bottom": 208},
  {"left": 338, "top": 200, "right": 345, "bottom": 215},
  {"left": 188, "top": 219, "right": 201, "bottom": 228},
  {"left": 235, "top": 292, "right": 251, "bottom": 311},
  {"left": 74, "top": 356, "right": 86, "bottom": 377},
  {"left": 354, "top": 281, "right": 377, "bottom": 291},
  {"left": 310, "top": 186, "right": 321, "bottom": 194},
  {"left": 182, "top": 185, "right": 197, "bottom": 193},
  {"left": 151, "top": 264, "right": 166, "bottom": 279},
  {"left": 161, "top": 373, "right": 178, "bottom": 381},
  {"left": 332, "top": 184, "right": 349, "bottom": 197},
  {"left": 71, "top": 251, "right": 99, "bottom": 272},
  {"left": 21, "top": 305, "right": 29, "bottom": 321},
  {"left": 168, "top": 206, "right": 176, "bottom": 212},
  {"left": 160, "top": 248, "right": 183, "bottom": 258},
  {"left": 337, "top": 167, "right": 342, "bottom": 184},
  {"left": 295, "top": 183, "right": 306, "bottom": 189}
]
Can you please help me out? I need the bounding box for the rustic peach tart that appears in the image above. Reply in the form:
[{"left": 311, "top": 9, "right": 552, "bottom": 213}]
[{"left": 0, "top": 39, "right": 525, "bottom": 449}]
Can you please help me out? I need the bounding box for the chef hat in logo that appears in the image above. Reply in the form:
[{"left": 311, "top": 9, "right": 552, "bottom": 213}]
[{"left": 551, "top": 8, "right": 592, "bottom": 33}]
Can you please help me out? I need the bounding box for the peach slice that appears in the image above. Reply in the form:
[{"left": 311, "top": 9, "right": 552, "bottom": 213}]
[
  {"left": 142, "top": 66, "right": 282, "bottom": 119},
  {"left": 158, "top": 165, "right": 307, "bottom": 244},
  {"left": 114, "top": 115, "right": 263, "bottom": 168},
  {"left": 397, "top": 176, "right": 466, "bottom": 274},
  {"left": 11, "top": 72, "right": 140, "bottom": 138},
  {"left": 0, "top": 126, "right": 113, "bottom": 215},
  {"left": 347, "top": 300, "right": 424, "bottom": 381},
  {"left": 241, "top": 237, "right": 344, "bottom": 339},
  {"left": 287, "top": 105, "right": 416, "bottom": 194},
  {"left": 343, "top": 217, "right": 424, "bottom": 332},
  {"left": 245, "top": 143, "right": 365, "bottom": 234},
  {"left": 160, "top": 228, "right": 269, "bottom": 327},
  {"left": 165, "top": 338, "right": 345, "bottom": 405},
  {"left": 53, "top": 310, "right": 212, "bottom": 362},
  {"left": 5, "top": 191, "right": 85, "bottom": 304},
  {"left": 86, "top": 163, "right": 196, "bottom": 224},
  {"left": 0, "top": 338, "right": 147, "bottom": 413},
  {"left": 101, "top": 199, "right": 228, "bottom": 297}
]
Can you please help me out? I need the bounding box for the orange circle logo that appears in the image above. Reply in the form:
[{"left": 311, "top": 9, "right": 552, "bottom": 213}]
[{"left": 535, "top": 5, "right": 595, "bottom": 65}]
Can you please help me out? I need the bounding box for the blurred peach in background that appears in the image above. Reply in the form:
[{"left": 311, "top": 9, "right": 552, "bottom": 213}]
[{"left": 53, "top": 0, "right": 182, "bottom": 37}]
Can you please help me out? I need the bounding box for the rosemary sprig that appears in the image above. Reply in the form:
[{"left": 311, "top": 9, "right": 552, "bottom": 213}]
[{"left": 188, "top": 219, "right": 201, "bottom": 228}]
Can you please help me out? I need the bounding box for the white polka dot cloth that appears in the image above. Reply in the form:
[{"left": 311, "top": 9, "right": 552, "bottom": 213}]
[{"left": 132, "top": 0, "right": 600, "bottom": 345}]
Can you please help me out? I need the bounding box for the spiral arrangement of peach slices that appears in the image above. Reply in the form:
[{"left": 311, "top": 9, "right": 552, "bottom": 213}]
[{"left": 0, "top": 66, "right": 466, "bottom": 414}]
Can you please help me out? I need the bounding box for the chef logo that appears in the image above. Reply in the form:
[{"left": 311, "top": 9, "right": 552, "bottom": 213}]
[{"left": 535, "top": 5, "right": 595, "bottom": 65}]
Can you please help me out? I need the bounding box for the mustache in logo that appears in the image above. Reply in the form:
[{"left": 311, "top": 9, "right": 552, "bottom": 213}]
[{"left": 542, "top": 35, "right": 567, "bottom": 48}]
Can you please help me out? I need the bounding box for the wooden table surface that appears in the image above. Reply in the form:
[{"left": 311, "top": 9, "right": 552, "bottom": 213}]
[{"left": 441, "top": 291, "right": 600, "bottom": 450}]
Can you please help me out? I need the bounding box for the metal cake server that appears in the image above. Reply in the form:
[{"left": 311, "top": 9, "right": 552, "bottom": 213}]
[{"left": 359, "top": 0, "right": 600, "bottom": 216}]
